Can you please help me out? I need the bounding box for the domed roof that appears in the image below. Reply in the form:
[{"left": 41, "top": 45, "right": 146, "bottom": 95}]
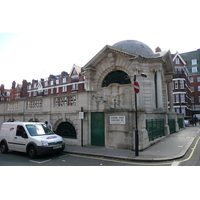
[{"left": 112, "top": 40, "right": 155, "bottom": 58}]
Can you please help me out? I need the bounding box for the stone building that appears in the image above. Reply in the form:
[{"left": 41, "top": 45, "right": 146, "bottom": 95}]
[{"left": 0, "top": 40, "right": 183, "bottom": 151}]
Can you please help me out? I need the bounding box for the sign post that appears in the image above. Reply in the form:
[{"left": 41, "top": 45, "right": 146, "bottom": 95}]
[
  {"left": 134, "top": 80, "right": 139, "bottom": 156},
  {"left": 80, "top": 107, "right": 84, "bottom": 147}
]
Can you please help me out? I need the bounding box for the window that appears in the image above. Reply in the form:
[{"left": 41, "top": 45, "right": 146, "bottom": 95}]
[
  {"left": 102, "top": 70, "right": 131, "bottom": 87},
  {"left": 61, "top": 97, "right": 67, "bottom": 106},
  {"left": 197, "top": 77, "right": 200, "bottom": 82},
  {"left": 44, "top": 89, "right": 48, "bottom": 95},
  {"left": 72, "top": 83, "right": 78, "bottom": 90},
  {"left": 190, "top": 77, "right": 194, "bottom": 82},
  {"left": 175, "top": 58, "right": 180, "bottom": 64},
  {"left": 56, "top": 122, "right": 77, "bottom": 139},
  {"left": 180, "top": 94, "right": 185, "bottom": 102},
  {"left": 198, "top": 86, "right": 200, "bottom": 91},
  {"left": 63, "top": 78, "right": 66, "bottom": 83},
  {"left": 56, "top": 87, "right": 59, "bottom": 93},
  {"left": 45, "top": 82, "right": 48, "bottom": 87},
  {"left": 175, "top": 81, "right": 178, "bottom": 89},
  {"left": 192, "top": 67, "right": 197, "bottom": 73},
  {"left": 56, "top": 79, "right": 59, "bottom": 84},
  {"left": 191, "top": 86, "right": 194, "bottom": 92},
  {"left": 71, "top": 95, "right": 76, "bottom": 106},
  {"left": 191, "top": 96, "right": 194, "bottom": 103},
  {"left": 192, "top": 59, "right": 197, "bottom": 65},
  {"left": 50, "top": 80, "right": 54, "bottom": 86},
  {"left": 51, "top": 88, "right": 54, "bottom": 94},
  {"left": 199, "top": 96, "right": 200, "bottom": 103},
  {"left": 62, "top": 86, "right": 67, "bottom": 92},
  {"left": 16, "top": 126, "right": 26, "bottom": 137},
  {"left": 34, "top": 83, "right": 37, "bottom": 89},
  {"left": 180, "top": 80, "right": 184, "bottom": 89},
  {"left": 175, "top": 94, "right": 179, "bottom": 102}
]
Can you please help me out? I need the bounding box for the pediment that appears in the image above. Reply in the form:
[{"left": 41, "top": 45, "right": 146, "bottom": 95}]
[{"left": 82, "top": 45, "right": 140, "bottom": 70}]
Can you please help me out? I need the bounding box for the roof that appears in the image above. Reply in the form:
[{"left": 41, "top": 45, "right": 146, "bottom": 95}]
[
  {"left": 112, "top": 40, "right": 155, "bottom": 58},
  {"left": 172, "top": 52, "right": 186, "bottom": 65}
]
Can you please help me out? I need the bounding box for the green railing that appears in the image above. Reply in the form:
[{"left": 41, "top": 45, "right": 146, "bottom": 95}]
[
  {"left": 168, "top": 119, "right": 176, "bottom": 134},
  {"left": 178, "top": 118, "right": 184, "bottom": 129},
  {"left": 146, "top": 119, "right": 165, "bottom": 141}
]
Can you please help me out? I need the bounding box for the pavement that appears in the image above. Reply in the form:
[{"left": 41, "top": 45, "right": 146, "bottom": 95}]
[{"left": 64, "top": 125, "right": 200, "bottom": 162}]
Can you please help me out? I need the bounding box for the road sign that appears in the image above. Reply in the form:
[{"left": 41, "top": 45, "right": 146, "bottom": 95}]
[{"left": 134, "top": 81, "right": 140, "bottom": 93}]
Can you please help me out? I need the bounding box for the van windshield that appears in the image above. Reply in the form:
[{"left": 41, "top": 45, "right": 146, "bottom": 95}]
[{"left": 26, "top": 124, "right": 54, "bottom": 136}]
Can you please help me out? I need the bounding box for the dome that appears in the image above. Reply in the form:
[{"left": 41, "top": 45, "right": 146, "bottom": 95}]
[{"left": 112, "top": 40, "right": 155, "bottom": 58}]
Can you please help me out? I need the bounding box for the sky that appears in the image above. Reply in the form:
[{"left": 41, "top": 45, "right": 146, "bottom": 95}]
[{"left": 0, "top": 0, "right": 200, "bottom": 88}]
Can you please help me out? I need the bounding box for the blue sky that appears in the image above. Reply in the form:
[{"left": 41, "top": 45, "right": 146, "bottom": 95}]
[{"left": 0, "top": 0, "right": 200, "bottom": 88}]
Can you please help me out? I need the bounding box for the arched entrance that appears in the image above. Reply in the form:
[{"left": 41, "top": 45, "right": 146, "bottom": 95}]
[{"left": 56, "top": 121, "right": 77, "bottom": 139}]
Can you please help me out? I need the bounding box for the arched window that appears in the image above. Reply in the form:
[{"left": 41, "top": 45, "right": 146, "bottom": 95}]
[
  {"left": 102, "top": 70, "right": 131, "bottom": 87},
  {"left": 56, "top": 122, "right": 77, "bottom": 139}
]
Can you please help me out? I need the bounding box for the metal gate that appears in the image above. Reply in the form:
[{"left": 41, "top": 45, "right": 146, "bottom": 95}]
[
  {"left": 91, "top": 112, "right": 105, "bottom": 146},
  {"left": 56, "top": 122, "right": 77, "bottom": 138},
  {"left": 146, "top": 119, "right": 165, "bottom": 141},
  {"left": 168, "top": 119, "right": 176, "bottom": 134}
]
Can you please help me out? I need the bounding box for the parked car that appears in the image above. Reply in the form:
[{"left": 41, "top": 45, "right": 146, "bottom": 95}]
[
  {"left": 184, "top": 119, "right": 191, "bottom": 126},
  {"left": 184, "top": 117, "right": 196, "bottom": 126}
]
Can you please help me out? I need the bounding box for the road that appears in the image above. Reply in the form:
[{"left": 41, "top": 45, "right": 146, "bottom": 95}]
[
  {"left": 1, "top": 129, "right": 200, "bottom": 166},
  {"left": 173, "top": 135, "right": 200, "bottom": 166},
  {"left": 0, "top": 150, "right": 176, "bottom": 166}
]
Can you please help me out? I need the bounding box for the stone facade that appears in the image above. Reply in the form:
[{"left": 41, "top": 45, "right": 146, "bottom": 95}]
[{"left": 0, "top": 40, "right": 183, "bottom": 150}]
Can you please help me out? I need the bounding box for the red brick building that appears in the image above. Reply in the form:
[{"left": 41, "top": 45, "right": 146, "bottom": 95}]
[
  {"left": 172, "top": 52, "right": 192, "bottom": 117},
  {"left": 27, "top": 64, "right": 85, "bottom": 98}
]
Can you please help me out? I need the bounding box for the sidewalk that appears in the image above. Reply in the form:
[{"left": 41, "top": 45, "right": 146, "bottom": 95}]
[{"left": 64, "top": 126, "right": 200, "bottom": 162}]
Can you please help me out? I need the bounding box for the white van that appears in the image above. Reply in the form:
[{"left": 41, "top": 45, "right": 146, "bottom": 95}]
[{"left": 0, "top": 122, "right": 65, "bottom": 158}]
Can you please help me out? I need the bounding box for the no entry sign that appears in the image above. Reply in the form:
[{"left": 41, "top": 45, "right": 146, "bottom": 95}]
[{"left": 134, "top": 81, "right": 140, "bottom": 93}]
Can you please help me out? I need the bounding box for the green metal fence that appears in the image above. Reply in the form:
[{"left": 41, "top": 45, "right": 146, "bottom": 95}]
[
  {"left": 168, "top": 119, "right": 176, "bottom": 134},
  {"left": 146, "top": 119, "right": 165, "bottom": 141},
  {"left": 178, "top": 118, "right": 184, "bottom": 129}
]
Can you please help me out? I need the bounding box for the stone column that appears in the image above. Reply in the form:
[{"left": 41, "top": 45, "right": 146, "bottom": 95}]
[
  {"left": 168, "top": 80, "right": 174, "bottom": 112},
  {"left": 157, "top": 69, "right": 163, "bottom": 109}
]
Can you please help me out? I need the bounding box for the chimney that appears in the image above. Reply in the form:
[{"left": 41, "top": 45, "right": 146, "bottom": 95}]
[{"left": 155, "top": 46, "right": 162, "bottom": 53}]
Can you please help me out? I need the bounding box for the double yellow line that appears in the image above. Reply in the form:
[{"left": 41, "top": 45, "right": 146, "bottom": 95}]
[{"left": 70, "top": 137, "right": 200, "bottom": 166}]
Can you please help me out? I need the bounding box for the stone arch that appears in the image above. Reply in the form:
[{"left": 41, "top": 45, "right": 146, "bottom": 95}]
[
  {"left": 97, "top": 67, "right": 132, "bottom": 90},
  {"left": 7, "top": 118, "right": 15, "bottom": 122},
  {"left": 102, "top": 70, "right": 131, "bottom": 87},
  {"left": 53, "top": 118, "right": 77, "bottom": 139},
  {"left": 28, "top": 118, "right": 40, "bottom": 122}
]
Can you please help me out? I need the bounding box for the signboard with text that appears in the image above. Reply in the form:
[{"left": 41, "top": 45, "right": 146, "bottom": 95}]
[{"left": 110, "top": 116, "right": 126, "bottom": 124}]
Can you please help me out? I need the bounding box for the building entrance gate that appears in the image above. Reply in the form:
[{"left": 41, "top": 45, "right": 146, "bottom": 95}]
[{"left": 91, "top": 112, "right": 105, "bottom": 146}]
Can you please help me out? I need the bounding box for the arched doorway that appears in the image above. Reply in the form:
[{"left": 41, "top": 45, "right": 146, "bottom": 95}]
[{"left": 56, "top": 121, "right": 77, "bottom": 139}]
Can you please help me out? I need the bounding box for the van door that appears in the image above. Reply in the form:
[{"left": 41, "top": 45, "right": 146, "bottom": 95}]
[{"left": 13, "top": 125, "right": 29, "bottom": 152}]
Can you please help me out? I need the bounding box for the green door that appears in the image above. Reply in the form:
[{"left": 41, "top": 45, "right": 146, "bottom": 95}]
[{"left": 91, "top": 112, "right": 105, "bottom": 146}]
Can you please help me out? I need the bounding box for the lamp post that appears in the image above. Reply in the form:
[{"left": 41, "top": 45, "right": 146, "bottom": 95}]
[{"left": 133, "top": 73, "right": 147, "bottom": 156}]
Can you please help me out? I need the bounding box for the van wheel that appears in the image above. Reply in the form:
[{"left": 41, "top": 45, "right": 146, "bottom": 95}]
[
  {"left": 28, "top": 145, "right": 37, "bottom": 159},
  {"left": 0, "top": 141, "right": 8, "bottom": 154}
]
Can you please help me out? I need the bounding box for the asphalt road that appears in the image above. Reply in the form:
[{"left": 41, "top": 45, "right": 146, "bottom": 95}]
[
  {"left": 174, "top": 135, "right": 200, "bottom": 166},
  {"left": 2, "top": 133, "right": 200, "bottom": 166},
  {"left": 0, "top": 150, "right": 175, "bottom": 166}
]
